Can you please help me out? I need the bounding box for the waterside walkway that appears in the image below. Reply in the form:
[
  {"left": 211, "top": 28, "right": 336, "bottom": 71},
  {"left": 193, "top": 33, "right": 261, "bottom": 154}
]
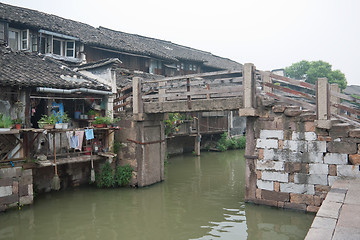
[{"left": 305, "top": 178, "right": 360, "bottom": 240}]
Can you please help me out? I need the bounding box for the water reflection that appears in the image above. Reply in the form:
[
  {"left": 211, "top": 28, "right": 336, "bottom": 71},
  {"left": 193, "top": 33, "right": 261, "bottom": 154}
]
[{"left": 0, "top": 150, "right": 314, "bottom": 240}]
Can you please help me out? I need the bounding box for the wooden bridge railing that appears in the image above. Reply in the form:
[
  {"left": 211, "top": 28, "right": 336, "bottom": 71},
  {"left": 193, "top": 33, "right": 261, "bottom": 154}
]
[
  {"left": 259, "top": 70, "right": 360, "bottom": 127},
  {"left": 115, "top": 63, "right": 359, "bottom": 128}
]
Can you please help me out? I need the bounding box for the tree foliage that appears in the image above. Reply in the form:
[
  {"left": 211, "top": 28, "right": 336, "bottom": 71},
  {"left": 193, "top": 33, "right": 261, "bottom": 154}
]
[{"left": 284, "top": 60, "right": 347, "bottom": 89}]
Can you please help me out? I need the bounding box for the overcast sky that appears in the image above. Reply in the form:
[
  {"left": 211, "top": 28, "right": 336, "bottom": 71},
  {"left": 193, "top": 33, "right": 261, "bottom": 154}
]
[{"left": 2, "top": 0, "right": 359, "bottom": 85}]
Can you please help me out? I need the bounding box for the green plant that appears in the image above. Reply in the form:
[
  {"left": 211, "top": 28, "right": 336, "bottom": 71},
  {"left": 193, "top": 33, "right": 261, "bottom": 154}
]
[
  {"left": 114, "top": 164, "right": 133, "bottom": 186},
  {"left": 93, "top": 116, "right": 121, "bottom": 125},
  {"left": 113, "top": 141, "right": 124, "bottom": 154},
  {"left": 216, "top": 132, "right": 246, "bottom": 151},
  {"left": 39, "top": 114, "right": 57, "bottom": 125},
  {"left": 96, "top": 162, "right": 114, "bottom": 188},
  {"left": 12, "top": 118, "right": 23, "bottom": 124},
  {"left": 0, "top": 114, "right": 13, "bottom": 128},
  {"left": 164, "top": 113, "right": 186, "bottom": 136},
  {"left": 87, "top": 109, "right": 96, "bottom": 116}
]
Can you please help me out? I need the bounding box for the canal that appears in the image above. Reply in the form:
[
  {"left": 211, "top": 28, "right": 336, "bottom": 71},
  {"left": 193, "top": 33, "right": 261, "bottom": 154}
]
[{"left": 0, "top": 150, "right": 314, "bottom": 240}]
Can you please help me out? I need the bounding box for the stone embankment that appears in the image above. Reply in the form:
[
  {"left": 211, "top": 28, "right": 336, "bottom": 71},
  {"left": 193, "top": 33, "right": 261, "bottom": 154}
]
[
  {"left": 250, "top": 105, "right": 360, "bottom": 212},
  {"left": 0, "top": 167, "right": 33, "bottom": 211}
]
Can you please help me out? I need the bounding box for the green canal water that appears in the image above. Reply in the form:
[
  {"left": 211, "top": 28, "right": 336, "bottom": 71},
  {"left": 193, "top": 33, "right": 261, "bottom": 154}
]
[{"left": 0, "top": 150, "right": 314, "bottom": 240}]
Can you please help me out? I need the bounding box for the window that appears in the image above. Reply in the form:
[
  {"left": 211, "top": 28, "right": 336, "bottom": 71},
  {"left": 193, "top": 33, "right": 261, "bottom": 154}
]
[
  {"left": 21, "top": 30, "right": 29, "bottom": 50},
  {"left": 193, "top": 65, "right": 197, "bottom": 72},
  {"left": 189, "top": 64, "right": 193, "bottom": 71},
  {"left": 8, "top": 28, "right": 19, "bottom": 50},
  {"left": 177, "top": 64, "right": 180, "bottom": 71},
  {"left": 66, "top": 41, "right": 75, "bottom": 57},
  {"left": 181, "top": 63, "right": 184, "bottom": 70},
  {"left": 31, "top": 34, "right": 38, "bottom": 52},
  {"left": 53, "top": 39, "right": 62, "bottom": 55}
]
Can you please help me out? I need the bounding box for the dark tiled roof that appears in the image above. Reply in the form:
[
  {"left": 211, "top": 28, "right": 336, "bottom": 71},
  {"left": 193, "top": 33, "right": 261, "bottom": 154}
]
[
  {"left": 0, "top": 2, "right": 242, "bottom": 71},
  {"left": 0, "top": 46, "right": 110, "bottom": 90}
]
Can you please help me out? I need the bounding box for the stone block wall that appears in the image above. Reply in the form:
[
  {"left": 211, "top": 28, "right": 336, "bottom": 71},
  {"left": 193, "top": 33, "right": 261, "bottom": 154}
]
[
  {"left": 0, "top": 167, "right": 33, "bottom": 212},
  {"left": 251, "top": 106, "right": 360, "bottom": 212}
]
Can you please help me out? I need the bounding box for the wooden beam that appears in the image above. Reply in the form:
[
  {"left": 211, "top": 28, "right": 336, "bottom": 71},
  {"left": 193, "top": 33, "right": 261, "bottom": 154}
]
[{"left": 144, "top": 70, "right": 242, "bottom": 83}]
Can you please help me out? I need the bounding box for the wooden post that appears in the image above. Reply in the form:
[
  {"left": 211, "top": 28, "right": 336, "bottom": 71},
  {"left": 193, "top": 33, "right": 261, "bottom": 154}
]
[
  {"left": 132, "top": 77, "right": 143, "bottom": 115},
  {"left": 194, "top": 117, "right": 201, "bottom": 156},
  {"left": 315, "top": 78, "right": 332, "bottom": 129},
  {"left": 159, "top": 81, "right": 166, "bottom": 102},
  {"left": 239, "top": 63, "right": 257, "bottom": 116},
  {"left": 330, "top": 83, "right": 340, "bottom": 115},
  {"left": 263, "top": 71, "right": 272, "bottom": 94},
  {"left": 187, "top": 78, "right": 191, "bottom": 109}
]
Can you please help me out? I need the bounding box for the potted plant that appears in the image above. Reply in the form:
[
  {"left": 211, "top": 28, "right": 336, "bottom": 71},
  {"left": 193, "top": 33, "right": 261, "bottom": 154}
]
[
  {"left": 38, "top": 114, "right": 57, "bottom": 129},
  {"left": 92, "top": 116, "right": 111, "bottom": 128},
  {"left": 54, "top": 112, "right": 70, "bottom": 129},
  {"left": 0, "top": 113, "right": 13, "bottom": 131},
  {"left": 12, "top": 118, "right": 23, "bottom": 130},
  {"left": 87, "top": 109, "right": 96, "bottom": 120}
]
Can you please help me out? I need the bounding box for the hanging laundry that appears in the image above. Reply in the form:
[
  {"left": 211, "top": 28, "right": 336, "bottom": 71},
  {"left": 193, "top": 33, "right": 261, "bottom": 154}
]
[
  {"left": 85, "top": 129, "right": 94, "bottom": 140},
  {"left": 66, "top": 131, "right": 73, "bottom": 148},
  {"left": 75, "top": 130, "right": 85, "bottom": 150},
  {"left": 70, "top": 135, "right": 79, "bottom": 149}
]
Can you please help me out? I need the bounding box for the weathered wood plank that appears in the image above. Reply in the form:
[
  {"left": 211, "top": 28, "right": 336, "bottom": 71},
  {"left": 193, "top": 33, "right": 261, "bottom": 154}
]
[
  {"left": 144, "top": 70, "right": 242, "bottom": 83},
  {"left": 265, "top": 92, "right": 316, "bottom": 110}
]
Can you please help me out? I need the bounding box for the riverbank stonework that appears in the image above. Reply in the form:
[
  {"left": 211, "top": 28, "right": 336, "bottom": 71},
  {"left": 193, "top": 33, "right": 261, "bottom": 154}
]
[
  {"left": 250, "top": 105, "right": 360, "bottom": 212},
  {"left": 0, "top": 167, "right": 33, "bottom": 211}
]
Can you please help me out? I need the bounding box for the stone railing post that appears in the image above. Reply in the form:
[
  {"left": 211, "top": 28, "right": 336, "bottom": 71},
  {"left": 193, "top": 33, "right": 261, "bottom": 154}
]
[
  {"left": 263, "top": 71, "right": 272, "bottom": 94},
  {"left": 132, "top": 77, "right": 143, "bottom": 115},
  {"left": 239, "top": 63, "right": 258, "bottom": 117},
  {"left": 330, "top": 83, "right": 340, "bottom": 115},
  {"left": 315, "top": 78, "right": 332, "bottom": 129}
]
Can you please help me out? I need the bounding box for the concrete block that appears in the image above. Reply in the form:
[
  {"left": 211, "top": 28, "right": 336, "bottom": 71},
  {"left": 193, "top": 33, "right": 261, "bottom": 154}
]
[
  {"left": 280, "top": 183, "right": 315, "bottom": 195},
  {"left": 304, "top": 122, "right": 316, "bottom": 132},
  {"left": 310, "top": 216, "right": 337, "bottom": 229},
  {"left": 294, "top": 173, "right": 328, "bottom": 185},
  {"left": 305, "top": 228, "right": 333, "bottom": 240},
  {"left": 256, "top": 139, "right": 278, "bottom": 149},
  {"left": 19, "top": 175, "right": 32, "bottom": 186},
  {"left": 307, "top": 206, "right": 320, "bottom": 212},
  {"left": 283, "top": 140, "right": 307, "bottom": 152},
  {"left": 257, "top": 180, "right": 274, "bottom": 191},
  {"left": 256, "top": 160, "right": 284, "bottom": 171},
  {"left": 307, "top": 141, "right": 327, "bottom": 153},
  {"left": 19, "top": 195, "right": 33, "bottom": 205},
  {"left": 349, "top": 128, "right": 360, "bottom": 138},
  {"left": 292, "top": 132, "right": 317, "bottom": 141},
  {"left": 329, "top": 165, "right": 337, "bottom": 176},
  {"left": 327, "top": 142, "right": 357, "bottom": 154},
  {"left": 274, "top": 181, "right": 280, "bottom": 192},
  {"left": 21, "top": 169, "right": 32, "bottom": 177},
  {"left": 0, "top": 167, "right": 21, "bottom": 178},
  {"left": 261, "top": 189, "right": 289, "bottom": 201},
  {"left": 263, "top": 149, "right": 323, "bottom": 163},
  {"left": 349, "top": 154, "right": 360, "bottom": 165},
  {"left": 284, "top": 202, "right": 306, "bottom": 211},
  {"left": 0, "top": 194, "right": 17, "bottom": 205},
  {"left": 309, "top": 164, "right": 329, "bottom": 175},
  {"left": 316, "top": 201, "right": 342, "bottom": 219},
  {"left": 12, "top": 181, "right": 18, "bottom": 194},
  {"left": 337, "top": 165, "right": 360, "bottom": 178},
  {"left": 328, "top": 176, "right": 340, "bottom": 186},
  {"left": 0, "top": 178, "right": 12, "bottom": 186},
  {"left": 290, "top": 193, "right": 314, "bottom": 205},
  {"left": 259, "top": 130, "right": 284, "bottom": 140},
  {"left": 19, "top": 185, "right": 28, "bottom": 197},
  {"left": 261, "top": 171, "right": 288, "bottom": 183},
  {"left": 324, "top": 153, "right": 348, "bottom": 165},
  {"left": 0, "top": 186, "right": 13, "bottom": 197},
  {"left": 323, "top": 191, "right": 345, "bottom": 203},
  {"left": 251, "top": 198, "right": 278, "bottom": 208},
  {"left": 332, "top": 226, "right": 360, "bottom": 240}
]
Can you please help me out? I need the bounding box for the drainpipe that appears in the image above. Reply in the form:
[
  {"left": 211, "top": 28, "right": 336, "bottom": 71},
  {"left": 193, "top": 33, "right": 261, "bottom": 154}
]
[{"left": 36, "top": 87, "right": 113, "bottom": 95}]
